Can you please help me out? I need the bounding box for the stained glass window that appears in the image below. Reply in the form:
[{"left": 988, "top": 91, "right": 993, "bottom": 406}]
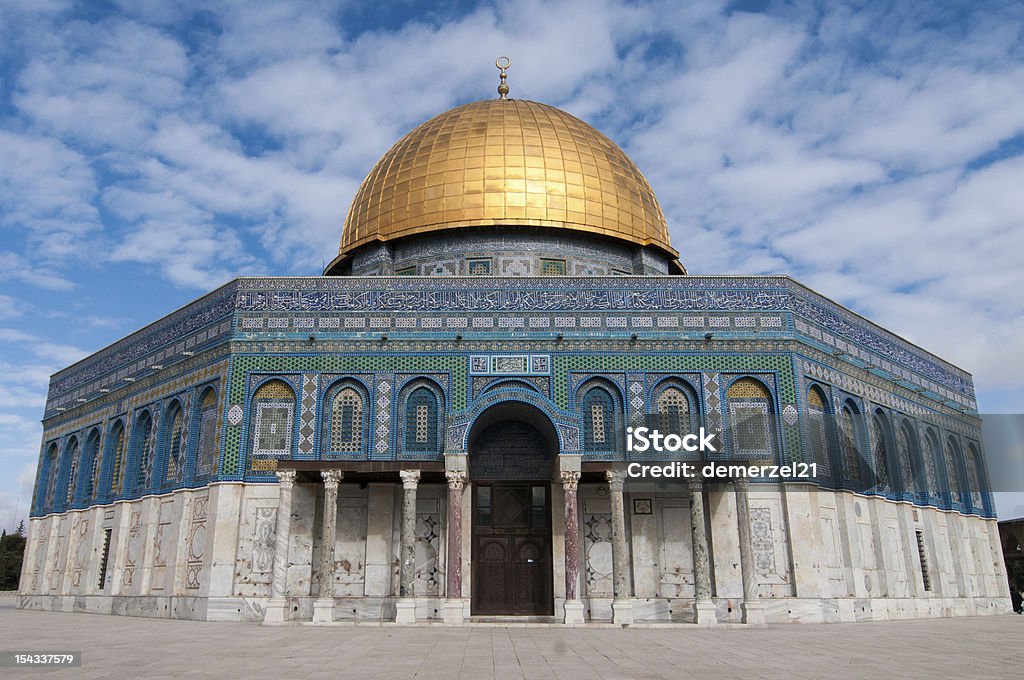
[
  {"left": 252, "top": 381, "right": 295, "bottom": 457},
  {"left": 85, "top": 432, "right": 101, "bottom": 500},
  {"left": 807, "top": 387, "right": 831, "bottom": 478},
  {"left": 897, "top": 420, "right": 917, "bottom": 496},
  {"left": 329, "top": 387, "right": 363, "bottom": 452},
  {"left": 134, "top": 412, "right": 155, "bottom": 493},
  {"left": 540, "top": 258, "right": 566, "bottom": 275},
  {"left": 871, "top": 413, "right": 890, "bottom": 491},
  {"left": 966, "top": 445, "right": 984, "bottom": 510},
  {"left": 944, "top": 437, "right": 961, "bottom": 503},
  {"left": 727, "top": 378, "right": 773, "bottom": 458},
  {"left": 657, "top": 386, "right": 690, "bottom": 435},
  {"left": 43, "top": 444, "right": 58, "bottom": 510},
  {"left": 404, "top": 386, "right": 439, "bottom": 453},
  {"left": 922, "top": 429, "right": 940, "bottom": 500},
  {"left": 109, "top": 422, "right": 127, "bottom": 496},
  {"left": 195, "top": 389, "right": 218, "bottom": 479},
  {"left": 65, "top": 438, "right": 79, "bottom": 506},
  {"left": 840, "top": 406, "right": 861, "bottom": 482},
  {"left": 164, "top": 405, "right": 185, "bottom": 484},
  {"left": 581, "top": 387, "right": 615, "bottom": 452}
]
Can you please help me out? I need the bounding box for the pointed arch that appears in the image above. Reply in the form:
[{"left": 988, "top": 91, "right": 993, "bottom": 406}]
[
  {"left": 132, "top": 410, "right": 156, "bottom": 494},
  {"left": 653, "top": 379, "right": 697, "bottom": 437},
  {"left": 107, "top": 419, "right": 128, "bottom": 497},
  {"left": 896, "top": 418, "right": 919, "bottom": 498},
  {"left": 63, "top": 436, "right": 80, "bottom": 508},
  {"left": 399, "top": 378, "right": 444, "bottom": 456},
  {"left": 726, "top": 377, "right": 775, "bottom": 460},
  {"left": 965, "top": 443, "right": 985, "bottom": 513},
  {"left": 251, "top": 379, "right": 297, "bottom": 458},
  {"left": 944, "top": 435, "right": 963, "bottom": 507},
  {"left": 870, "top": 410, "right": 892, "bottom": 494},
  {"left": 323, "top": 379, "right": 369, "bottom": 455},
  {"left": 921, "top": 426, "right": 941, "bottom": 503},
  {"left": 578, "top": 379, "right": 623, "bottom": 455},
  {"left": 839, "top": 400, "right": 864, "bottom": 483},
  {"left": 192, "top": 386, "right": 220, "bottom": 481},
  {"left": 161, "top": 399, "right": 186, "bottom": 486},
  {"left": 83, "top": 428, "right": 102, "bottom": 501},
  {"left": 806, "top": 385, "right": 833, "bottom": 480},
  {"left": 42, "top": 442, "right": 59, "bottom": 511}
]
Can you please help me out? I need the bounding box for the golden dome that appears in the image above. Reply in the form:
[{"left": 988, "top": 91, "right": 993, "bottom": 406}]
[{"left": 336, "top": 98, "right": 679, "bottom": 264}]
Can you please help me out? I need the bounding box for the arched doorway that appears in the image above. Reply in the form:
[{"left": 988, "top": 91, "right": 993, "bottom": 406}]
[{"left": 468, "top": 401, "right": 557, "bottom": 616}]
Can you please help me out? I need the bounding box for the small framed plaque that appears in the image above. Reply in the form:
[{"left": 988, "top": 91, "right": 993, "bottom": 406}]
[{"left": 633, "top": 498, "right": 653, "bottom": 515}]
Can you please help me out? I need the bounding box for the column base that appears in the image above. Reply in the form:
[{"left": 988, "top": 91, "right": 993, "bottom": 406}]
[
  {"left": 442, "top": 599, "right": 465, "bottom": 624},
  {"left": 563, "top": 599, "right": 586, "bottom": 625},
  {"left": 312, "top": 598, "right": 334, "bottom": 624},
  {"left": 395, "top": 598, "right": 417, "bottom": 624},
  {"left": 612, "top": 600, "right": 634, "bottom": 626},
  {"left": 693, "top": 600, "right": 718, "bottom": 626},
  {"left": 263, "top": 598, "right": 289, "bottom": 625},
  {"left": 742, "top": 600, "right": 766, "bottom": 625}
]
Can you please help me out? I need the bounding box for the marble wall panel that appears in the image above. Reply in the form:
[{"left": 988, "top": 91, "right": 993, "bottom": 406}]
[
  {"left": 335, "top": 488, "right": 368, "bottom": 596},
  {"left": 582, "top": 496, "right": 613, "bottom": 596}
]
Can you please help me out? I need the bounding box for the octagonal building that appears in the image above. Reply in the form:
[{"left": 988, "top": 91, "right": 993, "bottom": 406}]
[{"left": 18, "top": 81, "right": 1011, "bottom": 625}]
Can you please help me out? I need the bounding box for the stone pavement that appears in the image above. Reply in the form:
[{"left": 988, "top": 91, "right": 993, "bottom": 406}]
[{"left": 0, "top": 600, "right": 1020, "bottom": 680}]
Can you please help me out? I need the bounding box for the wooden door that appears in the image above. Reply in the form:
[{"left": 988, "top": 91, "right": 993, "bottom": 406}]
[{"left": 471, "top": 483, "right": 552, "bottom": 615}]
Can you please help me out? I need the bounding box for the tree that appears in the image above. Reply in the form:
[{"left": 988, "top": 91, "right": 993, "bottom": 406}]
[{"left": 0, "top": 526, "right": 27, "bottom": 590}]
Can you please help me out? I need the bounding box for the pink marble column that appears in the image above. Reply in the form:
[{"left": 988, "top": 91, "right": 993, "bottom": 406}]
[
  {"left": 561, "top": 470, "right": 581, "bottom": 600},
  {"left": 445, "top": 470, "right": 465, "bottom": 599}
]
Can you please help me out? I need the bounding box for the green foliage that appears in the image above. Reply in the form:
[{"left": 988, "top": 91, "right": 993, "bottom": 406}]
[{"left": 0, "top": 528, "right": 27, "bottom": 590}]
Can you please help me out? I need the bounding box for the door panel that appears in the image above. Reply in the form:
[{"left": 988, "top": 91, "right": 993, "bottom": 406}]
[{"left": 472, "top": 483, "right": 552, "bottom": 615}]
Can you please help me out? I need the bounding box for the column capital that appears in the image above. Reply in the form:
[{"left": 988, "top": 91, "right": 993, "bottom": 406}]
[
  {"left": 560, "top": 470, "right": 580, "bottom": 490},
  {"left": 733, "top": 477, "right": 750, "bottom": 491},
  {"left": 400, "top": 469, "right": 421, "bottom": 488},
  {"left": 275, "top": 469, "right": 297, "bottom": 489},
  {"left": 321, "top": 469, "right": 344, "bottom": 488},
  {"left": 445, "top": 469, "right": 466, "bottom": 490},
  {"left": 686, "top": 476, "right": 704, "bottom": 493},
  {"left": 605, "top": 469, "right": 626, "bottom": 492}
]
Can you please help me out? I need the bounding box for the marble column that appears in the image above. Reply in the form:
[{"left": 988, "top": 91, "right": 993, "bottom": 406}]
[
  {"left": 263, "top": 469, "right": 296, "bottom": 625},
  {"left": 734, "top": 479, "right": 765, "bottom": 624},
  {"left": 606, "top": 469, "right": 633, "bottom": 625},
  {"left": 395, "top": 469, "right": 420, "bottom": 624},
  {"left": 688, "top": 476, "right": 717, "bottom": 626},
  {"left": 561, "top": 470, "right": 585, "bottom": 624},
  {"left": 313, "top": 470, "right": 343, "bottom": 624},
  {"left": 443, "top": 470, "right": 466, "bottom": 623}
]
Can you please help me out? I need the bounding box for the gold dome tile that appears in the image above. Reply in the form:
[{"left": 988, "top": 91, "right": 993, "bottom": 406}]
[{"left": 337, "top": 98, "right": 678, "bottom": 261}]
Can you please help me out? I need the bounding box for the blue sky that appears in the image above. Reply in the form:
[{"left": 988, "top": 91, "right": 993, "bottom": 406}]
[{"left": 0, "top": 0, "right": 1022, "bottom": 530}]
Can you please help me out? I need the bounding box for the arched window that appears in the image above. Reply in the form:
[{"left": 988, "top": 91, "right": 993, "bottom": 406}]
[
  {"left": 252, "top": 380, "right": 296, "bottom": 457},
  {"left": 806, "top": 387, "right": 832, "bottom": 479},
  {"left": 84, "top": 430, "right": 101, "bottom": 501},
  {"left": 896, "top": 419, "right": 918, "bottom": 496},
  {"left": 871, "top": 412, "right": 890, "bottom": 492},
  {"left": 656, "top": 385, "right": 691, "bottom": 436},
  {"left": 193, "top": 388, "right": 219, "bottom": 480},
  {"left": 581, "top": 385, "right": 618, "bottom": 453},
  {"left": 403, "top": 385, "right": 440, "bottom": 454},
  {"left": 944, "top": 436, "right": 962, "bottom": 505},
  {"left": 163, "top": 402, "right": 186, "bottom": 485},
  {"left": 64, "top": 437, "right": 80, "bottom": 506},
  {"left": 133, "top": 411, "right": 155, "bottom": 494},
  {"left": 965, "top": 444, "right": 984, "bottom": 511},
  {"left": 43, "top": 443, "right": 59, "bottom": 510},
  {"left": 727, "top": 378, "right": 774, "bottom": 459},
  {"left": 839, "top": 403, "right": 862, "bottom": 482},
  {"left": 327, "top": 386, "right": 365, "bottom": 453},
  {"left": 921, "top": 428, "right": 941, "bottom": 501},
  {"left": 108, "top": 421, "right": 127, "bottom": 496}
]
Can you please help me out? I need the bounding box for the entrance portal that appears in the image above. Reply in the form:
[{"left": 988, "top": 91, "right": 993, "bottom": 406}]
[{"left": 468, "top": 409, "right": 556, "bottom": 616}]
